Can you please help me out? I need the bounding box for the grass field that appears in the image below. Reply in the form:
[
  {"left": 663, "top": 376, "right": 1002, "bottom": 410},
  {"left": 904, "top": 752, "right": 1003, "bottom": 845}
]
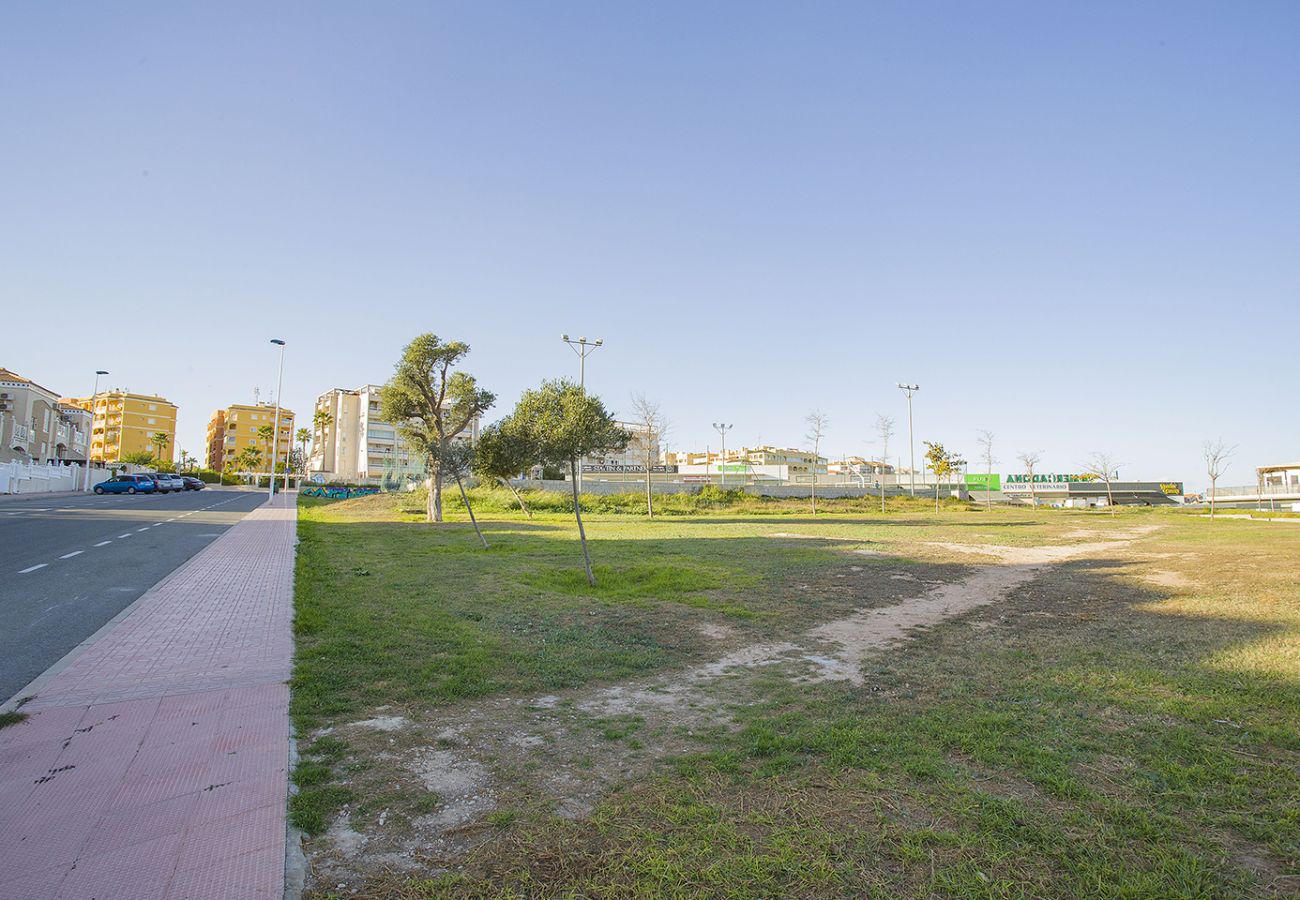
[{"left": 291, "top": 488, "right": 1299, "bottom": 898}]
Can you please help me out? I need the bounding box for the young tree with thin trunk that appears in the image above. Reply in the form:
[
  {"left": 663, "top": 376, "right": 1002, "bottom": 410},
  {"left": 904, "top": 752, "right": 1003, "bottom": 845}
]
[
  {"left": 975, "top": 429, "right": 996, "bottom": 510},
  {"left": 442, "top": 442, "right": 488, "bottom": 548},
  {"left": 1202, "top": 438, "right": 1236, "bottom": 521},
  {"left": 473, "top": 421, "right": 534, "bottom": 518},
  {"left": 1017, "top": 450, "right": 1043, "bottom": 508},
  {"left": 805, "top": 410, "right": 829, "bottom": 515},
  {"left": 630, "top": 393, "right": 669, "bottom": 518},
  {"left": 923, "top": 441, "right": 956, "bottom": 512},
  {"left": 875, "top": 414, "right": 894, "bottom": 513},
  {"left": 379, "top": 334, "right": 495, "bottom": 523},
  {"left": 1081, "top": 451, "right": 1121, "bottom": 515},
  {"left": 509, "top": 379, "right": 628, "bottom": 586}
]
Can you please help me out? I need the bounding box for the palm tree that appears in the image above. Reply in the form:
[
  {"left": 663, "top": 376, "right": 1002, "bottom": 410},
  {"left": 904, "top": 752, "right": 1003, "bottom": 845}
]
[
  {"left": 313, "top": 409, "right": 333, "bottom": 436},
  {"left": 150, "top": 431, "right": 170, "bottom": 464},
  {"left": 255, "top": 424, "right": 275, "bottom": 471},
  {"left": 237, "top": 445, "right": 262, "bottom": 483},
  {"left": 296, "top": 427, "right": 311, "bottom": 473}
]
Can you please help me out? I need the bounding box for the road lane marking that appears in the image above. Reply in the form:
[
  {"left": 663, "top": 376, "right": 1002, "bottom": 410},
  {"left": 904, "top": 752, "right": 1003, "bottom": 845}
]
[
  {"left": 94, "top": 540, "right": 112, "bottom": 547},
  {"left": 154, "top": 522, "right": 164, "bottom": 526},
  {"left": 119, "top": 533, "right": 132, "bottom": 538},
  {"left": 59, "top": 551, "right": 84, "bottom": 559},
  {"left": 137, "top": 527, "right": 150, "bottom": 532},
  {"left": 19, "top": 564, "right": 48, "bottom": 573}
]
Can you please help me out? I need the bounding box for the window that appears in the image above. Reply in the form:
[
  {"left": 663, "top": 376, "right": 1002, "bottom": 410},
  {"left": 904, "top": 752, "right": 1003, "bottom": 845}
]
[
  {"left": 147, "top": 417, "right": 156, "bottom": 425},
  {"left": 149, "top": 404, "right": 157, "bottom": 411}
]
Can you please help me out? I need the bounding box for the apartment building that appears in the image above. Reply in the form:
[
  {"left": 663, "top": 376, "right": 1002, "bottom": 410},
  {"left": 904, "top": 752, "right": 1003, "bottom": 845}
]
[
  {"left": 63, "top": 388, "right": 175, "bottom": 464},
  {"left": 582, "top": 421, "right": 661, "bottom": 471},
  {"left": 0, "top": 368, "right": 91, "bottom": 465},
  {"left": 664, "top": 445, "right": 828, "bottom": 476},
  {"left": 308, "top": 384, "right": 479, "bottom": 483},
  {"left": 206, "top": 402, "right": 295, "bottom": 472},
  {"left": 827, "top": 456, "right": 895, "bottom": 477}
]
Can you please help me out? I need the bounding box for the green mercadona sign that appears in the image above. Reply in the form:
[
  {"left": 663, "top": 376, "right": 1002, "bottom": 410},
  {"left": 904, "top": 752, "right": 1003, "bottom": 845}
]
[{"left": 964, "top": 473, "right": 1001, "bottom": 491}]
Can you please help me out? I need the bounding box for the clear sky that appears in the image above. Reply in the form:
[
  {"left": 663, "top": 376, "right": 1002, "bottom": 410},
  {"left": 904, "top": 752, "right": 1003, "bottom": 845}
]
[{"left": 2, "top": 2, "right": 1296, "bottom": 489}]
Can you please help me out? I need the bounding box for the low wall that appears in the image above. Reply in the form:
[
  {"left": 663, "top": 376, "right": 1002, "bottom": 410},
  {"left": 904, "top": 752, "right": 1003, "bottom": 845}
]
[
  {"left": 513, "top": 479, "right": 962, "bottom": 501},
  {"left": 0, "top": 462, "right": 111, "bottom": 495}
]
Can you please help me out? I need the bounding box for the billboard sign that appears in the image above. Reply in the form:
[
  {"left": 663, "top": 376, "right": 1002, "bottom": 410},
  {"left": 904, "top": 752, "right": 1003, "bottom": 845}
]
[
  {"left": 1001, "top": 473, "right": 1090, "bottom": 493},
  {"left": 964, "top": 473, "right": 1001, "bottom": 492},
  {"left": 582, "top": 464, "right": 679, "bottom": 474}
]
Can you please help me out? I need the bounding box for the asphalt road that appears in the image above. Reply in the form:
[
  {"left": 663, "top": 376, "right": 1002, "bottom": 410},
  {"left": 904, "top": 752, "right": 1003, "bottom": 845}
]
[{"left": 0, "top": 487, "right": 271, "bottom": 702}]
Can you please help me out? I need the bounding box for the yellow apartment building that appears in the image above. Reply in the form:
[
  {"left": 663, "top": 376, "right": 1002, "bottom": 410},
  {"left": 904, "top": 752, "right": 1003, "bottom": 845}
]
[
  {"left": 210, "top": 402, "right": 295, "bottom": 472},
  {"left": 66, "top": 390, "right": 179, "bottom": 464}
]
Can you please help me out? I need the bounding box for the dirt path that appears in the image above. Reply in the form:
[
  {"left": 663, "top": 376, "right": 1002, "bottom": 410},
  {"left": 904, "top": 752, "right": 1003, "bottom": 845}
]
[{"left": 307, "top": 525, "right": 1160, "bottom": 888}]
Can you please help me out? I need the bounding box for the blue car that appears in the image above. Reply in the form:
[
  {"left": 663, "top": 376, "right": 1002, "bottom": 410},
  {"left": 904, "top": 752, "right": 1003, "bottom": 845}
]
[{"left": 94, "top": 474, "right": 157, "bottom": 494}]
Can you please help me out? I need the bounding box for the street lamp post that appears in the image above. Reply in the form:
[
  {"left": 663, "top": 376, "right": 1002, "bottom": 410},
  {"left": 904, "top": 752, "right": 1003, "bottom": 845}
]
[
  {"left": 712, "top": 423, "right": 733, "bottom": 487},
  {"left": 896, "top": 383, "right": 919, "bottom": 497},
  {"left": 562, "top": 334, "right": 603, "bottom": 491},
  {"left": 269, "top": 340, "right": 285, "bottom": 500},
  {"left": 83, "top": 370, "right": 108, "bottom": 491}
]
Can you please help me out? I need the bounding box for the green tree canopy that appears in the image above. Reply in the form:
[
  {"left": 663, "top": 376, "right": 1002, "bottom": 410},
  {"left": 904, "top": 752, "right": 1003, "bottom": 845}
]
[
  {"left": 507, "top": 379, "right": 629, "bottom": 584},
  {"left": 379, "top": 333, "right": 495, "bottom": 523}
]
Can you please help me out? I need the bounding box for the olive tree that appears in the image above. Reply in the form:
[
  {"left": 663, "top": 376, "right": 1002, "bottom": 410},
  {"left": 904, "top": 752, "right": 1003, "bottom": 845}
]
[
  {"left": 510, "top": 379, "right": 629, "bottom": 586},
  {"left": 379, "top": 333, "right": 495, "bottom": 523},
  {"left": 473, "top": 420, "right": 535, "bottom": 518}
]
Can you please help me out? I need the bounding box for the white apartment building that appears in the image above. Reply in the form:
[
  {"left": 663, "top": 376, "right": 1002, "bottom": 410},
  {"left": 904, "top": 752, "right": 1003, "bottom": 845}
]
[{"left": 309, "top": 384, "right": 481, "bottom": 484}]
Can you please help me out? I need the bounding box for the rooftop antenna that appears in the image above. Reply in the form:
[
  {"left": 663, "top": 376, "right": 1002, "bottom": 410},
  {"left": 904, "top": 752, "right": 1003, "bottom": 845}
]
[{"left": 253, "top": 386, "right": 261, "bottom": 405}]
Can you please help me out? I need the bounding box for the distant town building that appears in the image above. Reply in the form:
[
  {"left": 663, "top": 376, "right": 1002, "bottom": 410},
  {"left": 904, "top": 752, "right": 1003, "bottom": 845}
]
[
  {"left": 308, "top": 384, "right": 479, "bottom": 484},
  {"left": 663, "top": 446, "right": 828, "bottom": 476},
  {"left": 1258, "top": 462, "right": 1300, "bottom": 488},
  {"left": 0, "top": 368, "right": 91, "bottom": 465},
  {"left": 65, "top": 388, "right": 177, "bottom": 464},
  {"left": 582, "top": 421, "right": 661, "bottom": 471},
  {"left": 827, "top": 456, "right": 895, "bottom": 477},
  {"left": 205, "top": 402, "right": 295, "bottom": 472}
]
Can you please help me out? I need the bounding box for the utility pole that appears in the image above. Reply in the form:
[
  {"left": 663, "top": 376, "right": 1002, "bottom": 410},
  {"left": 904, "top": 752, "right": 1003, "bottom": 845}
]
[
  {"left": 713, "top": 423, "right": 733, "bottom": 487},
  {"left": 269, "top": 339, "right": 285, "bottom": 500},
  {"left": 562, "top": 334, "right": 602, "bottom": 491},
  {"left": 896, "top": 383, "right": 919, "bottom": 497},
  {"left": 83, "top": 369, "right": 108, "bottom": 491}
]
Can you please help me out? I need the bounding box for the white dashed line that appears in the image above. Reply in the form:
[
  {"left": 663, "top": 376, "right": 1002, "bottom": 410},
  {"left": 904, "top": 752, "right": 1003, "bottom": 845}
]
[
  {"left": 154, "top": 522, "right": 164, "bottom": 526},
  {"left": 137, "top": 527, "right": 150, "bottom": 532},
  {"left": 19, "top": 564, "right": 48, "bottom": 574},
  {"left": 59, "top": 551, "right": 83, "bottom": 559},
  {"left": 94, "top": 540, "right": 112, "bottom": 547},
  {"left": 119, "top": 533, "right": 132, "bottom": 539}
]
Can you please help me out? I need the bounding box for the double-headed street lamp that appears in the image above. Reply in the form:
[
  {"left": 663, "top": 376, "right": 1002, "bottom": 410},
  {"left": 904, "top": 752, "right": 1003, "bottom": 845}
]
[
  {"left": 83, "top": 369, "right": 109, "bottom": 491},
  {"left": 896, "top": 383, "right": 919, "bottom": 497},
  {"left": 561, "top": 334, "right": 603, "bottom": 392},
  {"left": 269, "top": 339, "right": 286, "bottom": 500},
  {"left": 562, "top": 334, "right": 603, "bottom": 490},
  {"left": 712, "top": 423, "right": 733, "bottom": 487}
]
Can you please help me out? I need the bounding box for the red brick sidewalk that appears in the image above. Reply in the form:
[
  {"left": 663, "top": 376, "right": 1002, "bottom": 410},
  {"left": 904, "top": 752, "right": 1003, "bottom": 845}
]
[{"left": 0, "top": 494, "right": 297, "bottom": 899}]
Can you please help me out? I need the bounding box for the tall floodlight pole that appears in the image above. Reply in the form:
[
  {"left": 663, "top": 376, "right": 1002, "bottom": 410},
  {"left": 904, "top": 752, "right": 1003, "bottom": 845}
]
[
  {"left": 83, "top": 369, "right": 108, "bottom": 491},
  {"left": 562, "top": 334, "right": 603, "bottom": 491},
  {"left": 269, "top": 339, "right": 286, "bottom": 500},
  {"left": 896, "top": 383, "right": 919, "bottom": 497},
  {"left": 713, "top": 423, "right": 733, "bottom": 487}
]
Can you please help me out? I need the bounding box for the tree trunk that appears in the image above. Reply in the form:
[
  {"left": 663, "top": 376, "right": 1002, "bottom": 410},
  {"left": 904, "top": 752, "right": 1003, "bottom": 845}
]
[
  {"left": 645, "top": 469, "right": 653, "bottom": 518},
  {"left": 570, "top": 460, "right": 596, "bottom": 586},
  {"left": 1106, "top": 480, "right": 1116, "bottom": 516},
  {"left": 935, "top": 478, "right": 940, "bottom": 512},
  {"left": 880, "top": 478, "right": 886, "bottom": 513},
  {"left": 456, "top": 474, "right": 488, "bottom": 548},
  {"left": 430, "top": 459, "right": 444, "bottom": 523},
  {"left": 810, "top": 473, "right": 817, "bottom": 516},
  {"left": 499, "top": 477, "right": 532, "bottom": 518},
  {"left": 1209, "top": 478, "right": 1216, "bottom": 520}
]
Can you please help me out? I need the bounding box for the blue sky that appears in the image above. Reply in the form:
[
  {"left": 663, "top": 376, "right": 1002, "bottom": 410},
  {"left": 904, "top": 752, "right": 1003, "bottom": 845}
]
[{"left": 2, "top": 2, "right": 1296, "bottom": 488}]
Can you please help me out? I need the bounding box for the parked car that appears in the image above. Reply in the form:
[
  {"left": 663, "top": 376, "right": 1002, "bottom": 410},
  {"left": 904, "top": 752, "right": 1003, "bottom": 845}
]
[
  {"left": 94, "top": 474, "right": 157, "bottom": 494},
  {"left": 179, "top": 475, "right": 205, "bottom": 491},
  {"left": 142, "top": 472, "right": 185, "bottom": 493}
]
